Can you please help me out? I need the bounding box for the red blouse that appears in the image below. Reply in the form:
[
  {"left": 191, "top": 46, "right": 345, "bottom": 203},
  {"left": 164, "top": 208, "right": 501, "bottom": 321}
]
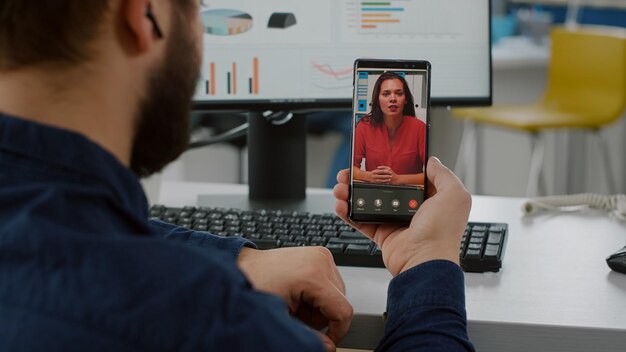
[{"left": 353, "top": 116, "right": 426, "bottom": 175}]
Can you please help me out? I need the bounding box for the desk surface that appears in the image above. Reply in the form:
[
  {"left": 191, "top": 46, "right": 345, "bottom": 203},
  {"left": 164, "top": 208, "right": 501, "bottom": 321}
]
[{"left": 158, "top": 181, "right": 626, "bottom": 351}]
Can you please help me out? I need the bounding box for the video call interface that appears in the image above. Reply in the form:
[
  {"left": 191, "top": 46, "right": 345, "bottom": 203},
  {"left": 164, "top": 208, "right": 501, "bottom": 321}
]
[{"left": 351, "top": 68, "right": 428, "bottom": 217}]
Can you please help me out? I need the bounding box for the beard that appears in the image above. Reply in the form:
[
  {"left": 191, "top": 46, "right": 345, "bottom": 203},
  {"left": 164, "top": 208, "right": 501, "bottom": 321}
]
[{"left": 130, "top": 9, "right": 201, "bottom": 178}]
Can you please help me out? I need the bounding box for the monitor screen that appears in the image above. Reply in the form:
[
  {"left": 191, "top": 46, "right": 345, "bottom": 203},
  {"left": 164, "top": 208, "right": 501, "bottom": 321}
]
[{"left": 193, "top": 0, "right": 492, "bottom": 110}]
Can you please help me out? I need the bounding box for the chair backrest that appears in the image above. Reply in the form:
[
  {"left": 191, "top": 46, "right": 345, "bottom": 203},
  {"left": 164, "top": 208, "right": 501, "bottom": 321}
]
[{"left": 542, "top": 26, "right": 626, "bottom": 127}]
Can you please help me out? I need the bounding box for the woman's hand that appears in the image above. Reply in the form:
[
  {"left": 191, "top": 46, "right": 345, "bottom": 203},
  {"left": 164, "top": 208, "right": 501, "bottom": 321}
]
[
  {"left": 373, "top": 166, "right": 398, "bottom": 184},
  {"left": 367, "top": 167, "right": 393, "bottom": 184}
]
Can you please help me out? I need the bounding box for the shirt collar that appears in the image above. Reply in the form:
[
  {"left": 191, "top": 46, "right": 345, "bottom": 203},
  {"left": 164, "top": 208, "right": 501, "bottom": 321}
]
[{"left": 0, "top": 113, "right": 149, "bottom": 218}]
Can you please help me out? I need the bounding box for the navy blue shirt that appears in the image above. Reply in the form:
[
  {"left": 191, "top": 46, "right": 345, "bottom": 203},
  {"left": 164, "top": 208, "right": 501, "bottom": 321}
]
[{"left": 0, "top": 114, "right": 474, "bottom": 351}]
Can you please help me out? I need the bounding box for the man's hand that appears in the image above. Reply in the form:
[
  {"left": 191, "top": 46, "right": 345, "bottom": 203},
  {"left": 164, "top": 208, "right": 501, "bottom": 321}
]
[
  {"left": 237, "top": 246, "right": 353, "bottom": 351},
  {"left": 334, "top": 157, "right": 471, "bottom": 276}
]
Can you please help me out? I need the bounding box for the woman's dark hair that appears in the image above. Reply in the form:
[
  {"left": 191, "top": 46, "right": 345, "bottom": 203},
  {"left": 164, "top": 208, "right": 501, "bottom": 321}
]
[{"left": 366, "top": 71, "right": 416, "bottom": 126}]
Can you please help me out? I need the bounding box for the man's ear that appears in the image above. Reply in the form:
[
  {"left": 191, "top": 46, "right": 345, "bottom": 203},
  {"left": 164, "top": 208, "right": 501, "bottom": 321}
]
[{"left": 121, "top": 0, "right": 159, "bottom": 53}]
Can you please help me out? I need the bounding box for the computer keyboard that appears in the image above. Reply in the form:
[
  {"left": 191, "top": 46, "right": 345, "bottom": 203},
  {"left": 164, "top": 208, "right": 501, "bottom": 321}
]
[{"left": 150, "top": 205, "right": 507, "bottom": 273}]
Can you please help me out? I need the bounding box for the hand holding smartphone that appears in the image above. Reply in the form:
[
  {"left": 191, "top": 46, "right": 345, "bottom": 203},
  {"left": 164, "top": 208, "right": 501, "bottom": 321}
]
[{"left": 349, "top": 59, "right": 431, "bottom": 223}]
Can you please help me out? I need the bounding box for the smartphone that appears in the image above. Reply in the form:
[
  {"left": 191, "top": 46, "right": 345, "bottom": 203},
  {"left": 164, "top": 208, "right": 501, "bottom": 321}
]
[{"left": 348, "top": 59, "right": 431, "bottom": 223}]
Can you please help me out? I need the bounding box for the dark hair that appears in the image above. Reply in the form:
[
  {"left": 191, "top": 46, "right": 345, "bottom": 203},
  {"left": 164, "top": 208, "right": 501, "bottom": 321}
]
[
  {"left": 0, "top": 1, "right": 196, "bottom": 70},
  {"left": 0, "top": 1, "right": 110, "bottom": 69},
  {"left": 367, "top": 71, "right": 416, "bottom": 126}
]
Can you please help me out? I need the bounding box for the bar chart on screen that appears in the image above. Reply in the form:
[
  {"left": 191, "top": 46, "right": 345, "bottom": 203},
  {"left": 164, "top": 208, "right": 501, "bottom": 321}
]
[
  {"left": 201, "top": 57, "right": 260, "bottom": 97},
  {"left": 344, "top": 0, "right": 470, "bottom": 39}
]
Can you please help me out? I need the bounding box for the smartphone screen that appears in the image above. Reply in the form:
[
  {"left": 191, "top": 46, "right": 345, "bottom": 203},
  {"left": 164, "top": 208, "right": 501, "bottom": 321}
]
[{"left": 349, "top": 59, "right": 430, "bottom": 223}]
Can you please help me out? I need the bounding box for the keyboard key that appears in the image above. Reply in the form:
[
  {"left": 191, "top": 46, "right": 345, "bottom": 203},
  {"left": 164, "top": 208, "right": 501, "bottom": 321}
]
[
  {"left": 179, "top": 211, "right": 193, "bottom": 219},
  {"left": 321, "top": 231, "right": 337, "bottom": 238},
  {"left": 471, "top": 231, "right": 486, "bottom": 238},
  {"left": 288, "top": 224, "right": 305, "bottom": 231},
  {"left": 487, "top": 233, "right": 502, "bottom": 245},
  {"left": 293, "top": 235, "right": 309, "bottom": 243},
  {"left": 345, "top": 244, "right": 371, "bottom": 255},
  {"left": 226, "top": 226, "right": 240, "bottom": 233},
  {"left": 273, "top": 223, "right": 290, "bottom": 230},
  {"left": 469, "top": 237, "right": 484, "bottom": 244},
  {"left": 209, "top": 225, "right": 224, "bottom": 232},
  {"left": 325, "top": 243, "right": 345, "bottom": 254},
  {"left": 489, "top": 225, "right": 506, "bottom": 233},
  {"left": 485, "top": 244, "right": 500, "bottom": 253},
  {"left": 193, "top": 212, "right": 207, "bottom": 220},
  {"left": 465, "top": 249, "right": 481, "bottom": 259},
  {"left": 289, "top": 229, "right": 305, "bottom": 237},
  {"left": 194, "top": 218, "right": 209, "bottom": 226},
  {"left": 274, "top": 229, "right": 289, "bottom": 236},
  {"left": 307, "top": 230, "right": 322, "bottom": 237},
  {"left": 278, "top": 235, "right": 293, "bottom": 242},
  {"left": 250, "top": 238, "right": 279, "bottom": 250},
  {"left": 309, "top": 236, "right": 324, "bottom": 243},
  {"left": 322, "top": 225, "right": 337, "bottom": 232},
  {"left": 468, "top": 243, "right": 482, "bottom": 250},
  {"left": 281, "top": 241, "right": 301, "bottom": 248},
  {"left": 484, "top": 249, "right": 499, "bottom": 259},
  {"left": 193, "top": 225, "right": 208, "bottom": 231},
  {"left": 338, "top": 231, "right": 368, "bottom": 240}
]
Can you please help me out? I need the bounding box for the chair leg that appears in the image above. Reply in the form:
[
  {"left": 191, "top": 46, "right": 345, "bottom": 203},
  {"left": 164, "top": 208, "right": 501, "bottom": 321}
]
[
  {"left": 591, "top": 130, "right": 616, "bottom": 194},
  {"left": 455, "top": 120, "right": 477, "bottom": 192},
  {"left": 526, "top": 132, "right": 545, "bottom": 197}
]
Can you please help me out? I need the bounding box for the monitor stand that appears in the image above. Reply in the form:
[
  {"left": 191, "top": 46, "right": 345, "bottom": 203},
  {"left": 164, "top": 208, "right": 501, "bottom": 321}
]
[{"left": 197, "top": 111, "right": 335, "bottom": 213}]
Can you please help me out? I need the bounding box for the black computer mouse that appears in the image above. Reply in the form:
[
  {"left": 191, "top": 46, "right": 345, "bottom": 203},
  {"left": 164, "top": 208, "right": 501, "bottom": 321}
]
[
  {"left": 606, "top": 245, "right": 626, "bottom": 274},
  {"left": 267, "top": 12, "right": 297, "bottom": 29}
]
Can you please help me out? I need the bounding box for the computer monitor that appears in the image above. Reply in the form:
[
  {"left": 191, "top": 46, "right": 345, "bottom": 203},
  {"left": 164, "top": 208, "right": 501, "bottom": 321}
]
[
  {"left": 193, "top": 0, "right": 492, "bottom": 110},
  {"left": 192, "top": 0, "right": 492, "bottom": 203}
]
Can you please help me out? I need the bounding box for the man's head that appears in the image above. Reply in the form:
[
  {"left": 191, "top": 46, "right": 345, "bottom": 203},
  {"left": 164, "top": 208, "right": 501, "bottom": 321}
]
[{"left": 0, "top": 0, "right": 203, "bottom": 177}]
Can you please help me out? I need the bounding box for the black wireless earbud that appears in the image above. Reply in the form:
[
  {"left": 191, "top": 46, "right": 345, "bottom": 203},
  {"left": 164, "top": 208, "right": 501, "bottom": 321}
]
[{"left": 146, "top": 4, "right": 164, "bottom": 39}]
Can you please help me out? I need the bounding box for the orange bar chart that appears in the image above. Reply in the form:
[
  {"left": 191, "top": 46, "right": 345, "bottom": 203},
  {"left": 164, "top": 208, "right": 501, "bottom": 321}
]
[
  {"left": 205, "top": 57, "right": 259, "bottom": 96},
  {"left": 360, "top": 1, "right": 405, "bottom": 30},
  {"left": 210, "top": 63, "right": 216, "bottom": 95}
]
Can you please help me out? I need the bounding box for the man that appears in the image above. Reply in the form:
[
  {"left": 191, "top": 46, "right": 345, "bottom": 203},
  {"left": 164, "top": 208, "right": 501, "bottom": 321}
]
[{"left": 0, "top": 1, "right": 475, "bottom": 351}]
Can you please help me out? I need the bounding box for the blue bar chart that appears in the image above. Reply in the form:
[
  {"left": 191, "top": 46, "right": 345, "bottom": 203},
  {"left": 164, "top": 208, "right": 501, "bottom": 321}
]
[{"left": 357, "top": 0, "right": 461, "bottom": 36}]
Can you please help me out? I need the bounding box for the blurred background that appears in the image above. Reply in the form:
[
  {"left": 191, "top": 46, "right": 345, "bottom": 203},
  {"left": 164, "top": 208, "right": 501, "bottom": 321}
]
[{"left": 149, "top": 0, "right": 626, "bottom": 200}]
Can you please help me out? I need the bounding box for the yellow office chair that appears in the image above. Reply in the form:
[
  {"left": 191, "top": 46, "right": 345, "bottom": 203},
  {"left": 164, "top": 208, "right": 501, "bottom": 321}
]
[{"left": 454, "top": 26, "right": 626, "bottom": 196}]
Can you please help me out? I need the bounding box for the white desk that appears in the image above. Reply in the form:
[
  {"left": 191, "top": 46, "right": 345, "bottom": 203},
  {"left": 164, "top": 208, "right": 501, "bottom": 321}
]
[{"left": 158, "top": 181, "right": 626, "bottom": 351}]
